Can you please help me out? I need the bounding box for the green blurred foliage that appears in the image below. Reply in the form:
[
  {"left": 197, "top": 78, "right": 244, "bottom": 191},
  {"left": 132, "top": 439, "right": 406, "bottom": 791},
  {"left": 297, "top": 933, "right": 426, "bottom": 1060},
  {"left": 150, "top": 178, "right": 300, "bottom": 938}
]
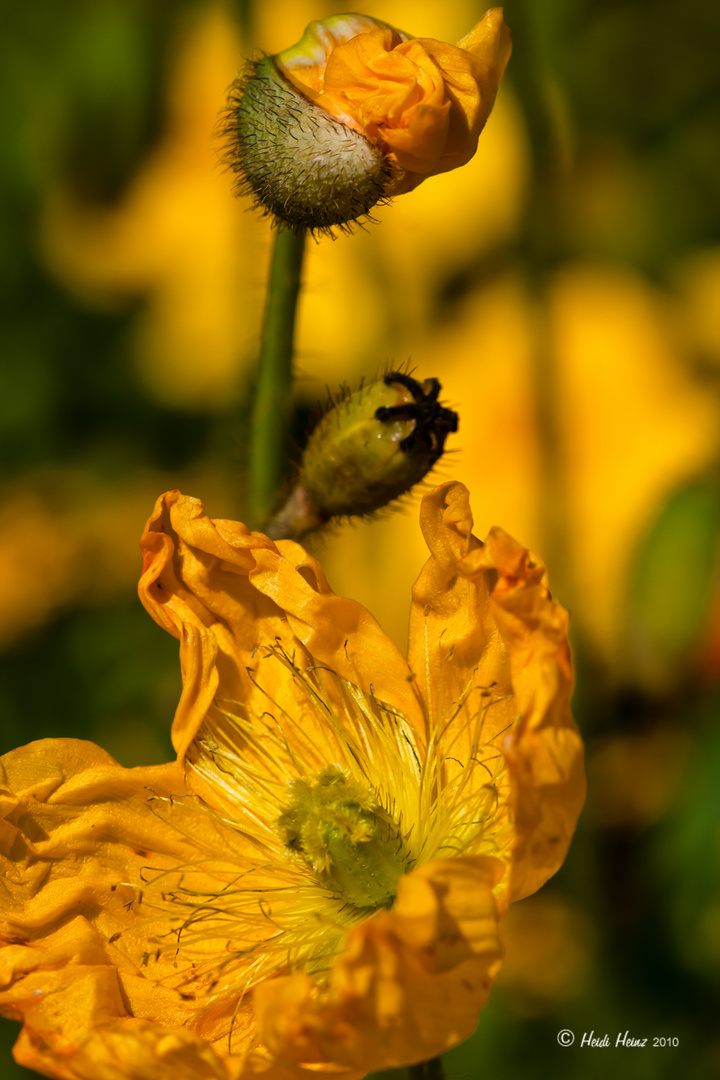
[
  {"left": 626, "top": 475, "right": 720, "bottom": 689},
  {"left": 506, "top": 0, "right": 720, "bottom": 269},
  {"left": 1, "top": 0, "right": 720, "bottom": 1078}
]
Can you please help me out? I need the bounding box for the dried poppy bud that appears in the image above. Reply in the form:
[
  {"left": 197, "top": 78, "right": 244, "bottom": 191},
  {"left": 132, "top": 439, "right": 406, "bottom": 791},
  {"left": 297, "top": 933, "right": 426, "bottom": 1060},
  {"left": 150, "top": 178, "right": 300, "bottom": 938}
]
[
  {"left": 224, "top": 10, "right": 512, "bottom": 233},
  {"left": 266, "top": 372, "right": 458, "bottom": 539}
]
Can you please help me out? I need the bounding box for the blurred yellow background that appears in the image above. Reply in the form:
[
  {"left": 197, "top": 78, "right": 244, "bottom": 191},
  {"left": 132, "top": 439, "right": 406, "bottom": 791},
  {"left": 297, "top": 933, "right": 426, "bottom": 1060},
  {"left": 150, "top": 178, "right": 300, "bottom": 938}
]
[{"left": 2, "top": 0, "right": 719, "bottom": 1077}]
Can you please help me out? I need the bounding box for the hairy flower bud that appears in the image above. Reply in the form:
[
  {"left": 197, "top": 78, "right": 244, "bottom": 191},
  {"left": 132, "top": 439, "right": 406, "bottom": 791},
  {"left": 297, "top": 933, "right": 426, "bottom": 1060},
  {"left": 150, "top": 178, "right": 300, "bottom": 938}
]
[
  {"left": 266, "top": 372, "right": 458, "bottom": 539},
  {"left": 230, "top": 54, "right": 394, "bottom": 233},
  {"left": 224, "top": 10, "right": 512, "bottom": 233}
]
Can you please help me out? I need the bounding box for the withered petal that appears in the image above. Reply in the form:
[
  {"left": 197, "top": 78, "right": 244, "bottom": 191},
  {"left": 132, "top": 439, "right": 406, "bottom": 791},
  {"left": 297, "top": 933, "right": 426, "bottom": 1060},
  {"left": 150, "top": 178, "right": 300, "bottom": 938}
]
[
  {"left": 409, "top": 482, "right": 585, "bottom": 903},
  {"left": 463, "top": 528, "right": 586, "bottom": 900}
]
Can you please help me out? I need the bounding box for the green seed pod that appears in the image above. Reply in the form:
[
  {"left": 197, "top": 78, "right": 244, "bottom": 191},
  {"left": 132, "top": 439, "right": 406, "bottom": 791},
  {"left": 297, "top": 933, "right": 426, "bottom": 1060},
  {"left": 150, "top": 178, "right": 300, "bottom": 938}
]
[
  {"left": 227, "top": 56, "right": 395, "bottom": 234},
  {"left": 266, "top": 372, "right": 459, "bottom": 540}
]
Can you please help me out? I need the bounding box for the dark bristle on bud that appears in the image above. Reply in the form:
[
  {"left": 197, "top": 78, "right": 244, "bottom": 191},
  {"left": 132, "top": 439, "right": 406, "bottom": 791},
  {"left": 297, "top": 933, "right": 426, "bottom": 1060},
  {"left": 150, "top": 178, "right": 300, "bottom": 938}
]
[
  {"left": 375, "top": 373, "right": 458, "bottom": 464},
  {"left": 221, "top": 57, "right": 396, "bottom": 235}
]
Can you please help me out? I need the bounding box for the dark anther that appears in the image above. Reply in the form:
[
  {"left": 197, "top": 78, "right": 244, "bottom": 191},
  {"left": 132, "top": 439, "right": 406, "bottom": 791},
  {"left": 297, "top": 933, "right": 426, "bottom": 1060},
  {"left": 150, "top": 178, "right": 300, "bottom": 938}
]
[{"left": 375, "top": 373, "right": 458, "bottom": 463}]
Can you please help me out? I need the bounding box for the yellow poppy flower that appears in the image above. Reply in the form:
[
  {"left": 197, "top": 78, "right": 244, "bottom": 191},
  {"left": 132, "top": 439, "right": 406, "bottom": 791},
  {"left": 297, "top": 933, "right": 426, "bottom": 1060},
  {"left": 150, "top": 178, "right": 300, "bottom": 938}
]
[
  {"left": 0, "top": 482, "right": 584, "bottom": 1079},
  {"left": 230, "top": 10, "right": 512, "bottom": 230},
  {"left": 276, "top": 9, "right": 512, "bottom": 190}
]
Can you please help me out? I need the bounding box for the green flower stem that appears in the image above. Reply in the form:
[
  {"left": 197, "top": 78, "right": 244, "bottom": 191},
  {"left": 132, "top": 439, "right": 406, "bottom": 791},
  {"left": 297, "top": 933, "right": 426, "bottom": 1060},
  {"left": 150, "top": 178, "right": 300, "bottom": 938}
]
[
  {"left": 408, "top": 1057, "right": 445, "bottom": 1080},
  {"left": 248, "top": 226, "right": 306, "bottom": 529}
]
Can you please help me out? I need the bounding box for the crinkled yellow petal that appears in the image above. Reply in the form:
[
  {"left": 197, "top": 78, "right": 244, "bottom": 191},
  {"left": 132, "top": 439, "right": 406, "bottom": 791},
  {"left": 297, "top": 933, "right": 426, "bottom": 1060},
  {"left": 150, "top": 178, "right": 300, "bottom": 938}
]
[
  {"left": 276, "top": 13, "right": 407, "bottom": 94},
  {"left": 409, "top": 483, "right": 585, "bottom": 903},
  {"left": 276, "top": 9, "right": 511, "bottom": 189},
  {"left": 139, "top": 491, "right": 426, "bottom": 765},
  {"left": 319, "top": 30, "right": 450, "bottom": 175},
  {"left": 404, "top": 27, "right": 510, "bottom": 178},
  {"left": 457, "top": 6, "right": 513, "bottom": 62},
  {"left": 408, "top": 481, "right": 518, "bottom": 879},
  {"left": 60, "top": 1023, "right": 242, "bottom": 1080},
  {"left": 463, "top": 529, "right": 586, "bottom": 901},
  {"left": 253, "top": 856, "right": 503, "bottom": 1072},
  {"left": 0, "top": 739, "right": 258, "bottom": 1079}
]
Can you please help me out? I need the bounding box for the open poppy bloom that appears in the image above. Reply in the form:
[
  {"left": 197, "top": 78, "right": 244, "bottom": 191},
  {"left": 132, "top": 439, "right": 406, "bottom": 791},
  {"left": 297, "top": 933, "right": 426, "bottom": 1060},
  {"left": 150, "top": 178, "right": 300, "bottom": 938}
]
[
  {"left": 0, "top": 482, "right": 584, "bottom": 1079},
  {"left": 229, "top": 10, "right": 512, "bottom": 231}
]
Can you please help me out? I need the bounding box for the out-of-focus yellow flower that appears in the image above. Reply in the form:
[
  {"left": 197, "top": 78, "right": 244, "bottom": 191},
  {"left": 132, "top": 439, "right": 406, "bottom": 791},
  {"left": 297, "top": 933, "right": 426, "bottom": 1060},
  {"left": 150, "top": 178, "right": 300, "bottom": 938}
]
[
  {"left": 41, "top": 3, "right": 264, "bottom": 407},
  {"left": 322, "top": 265, "right": 720, "bottom": 673},
  {"left": 0, "top": 471, "right": 171, "bottom": 646},
  {"left": 0, "top": 482, "right": 584, "bottom": 1079},
  {"left": 230, "top": 9, "right": 511, "bottom": 230}
]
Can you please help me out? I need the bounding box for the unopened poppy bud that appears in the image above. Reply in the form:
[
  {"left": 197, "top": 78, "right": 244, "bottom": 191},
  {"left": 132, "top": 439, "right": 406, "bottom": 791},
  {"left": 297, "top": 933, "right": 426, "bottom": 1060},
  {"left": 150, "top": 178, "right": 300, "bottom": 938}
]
[
  {"left": 266, "top": 372, "right": 458, "bottom": 539},
  {"left": 230, "top": 52, "right": 393, "bottom": 233},
  {"left": 224, "top": 10, "right": 512, "bottom": 233}
]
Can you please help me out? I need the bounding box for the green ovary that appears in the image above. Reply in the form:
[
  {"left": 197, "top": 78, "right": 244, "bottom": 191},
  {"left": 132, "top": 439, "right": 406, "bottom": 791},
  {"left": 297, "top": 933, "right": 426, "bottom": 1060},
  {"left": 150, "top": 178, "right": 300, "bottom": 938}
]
[{"left": 278, "top": 766, "right": 409, "bottom": 909}]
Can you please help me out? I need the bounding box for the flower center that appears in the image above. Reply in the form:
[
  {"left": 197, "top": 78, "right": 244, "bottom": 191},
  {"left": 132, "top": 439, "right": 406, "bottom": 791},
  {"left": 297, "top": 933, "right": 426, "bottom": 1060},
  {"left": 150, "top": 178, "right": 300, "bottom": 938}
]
[{"left": 278, "top": 765, "right": 410, "bottom": 909}]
